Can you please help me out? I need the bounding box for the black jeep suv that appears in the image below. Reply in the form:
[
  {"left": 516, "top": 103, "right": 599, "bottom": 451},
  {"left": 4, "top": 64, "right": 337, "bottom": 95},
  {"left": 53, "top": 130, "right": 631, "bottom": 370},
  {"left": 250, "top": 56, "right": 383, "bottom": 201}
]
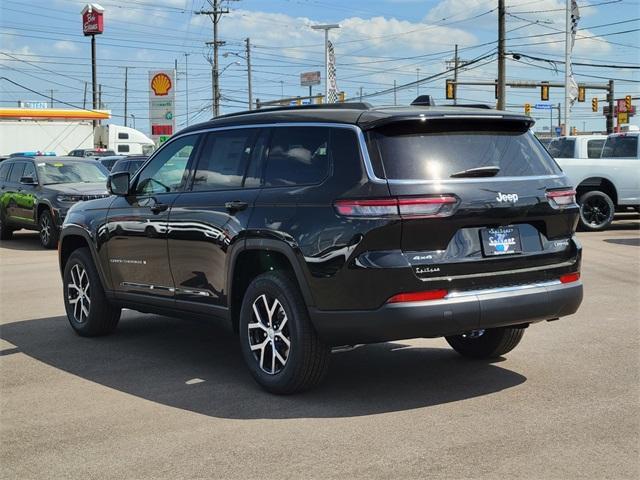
[
  {"left": 58, "top": 104, "right": 583, "bottom": 393},
  {"left": 0, "top": 156, "right": 109, "bottom": 248}
]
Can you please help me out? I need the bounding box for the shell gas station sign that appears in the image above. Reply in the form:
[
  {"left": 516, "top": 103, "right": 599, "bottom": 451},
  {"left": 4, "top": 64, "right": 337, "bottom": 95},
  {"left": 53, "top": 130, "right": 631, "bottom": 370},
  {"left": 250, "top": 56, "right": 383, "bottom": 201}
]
[{"left": 148, "top": 70, "right": 176, "bottom": 144}]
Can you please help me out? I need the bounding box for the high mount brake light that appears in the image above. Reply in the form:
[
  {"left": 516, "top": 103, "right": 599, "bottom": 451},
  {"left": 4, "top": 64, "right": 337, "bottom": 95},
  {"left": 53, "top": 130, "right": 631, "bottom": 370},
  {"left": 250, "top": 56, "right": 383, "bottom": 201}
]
[
  {"left": 546, "top": 189, "right": 577, "bottom": 209},
  {"left": 387, "top": 289, "right": 449, "bottom": 304},
  {"left": 334, "top": 196, "right": 458, "bottom": 218}
]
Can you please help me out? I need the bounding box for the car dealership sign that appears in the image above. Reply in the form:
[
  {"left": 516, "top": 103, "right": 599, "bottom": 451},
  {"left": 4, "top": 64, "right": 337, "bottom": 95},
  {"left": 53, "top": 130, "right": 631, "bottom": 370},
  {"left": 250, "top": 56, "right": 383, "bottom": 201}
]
[{"left": 149, "top": 70, "right": 176, "bottom": 144}]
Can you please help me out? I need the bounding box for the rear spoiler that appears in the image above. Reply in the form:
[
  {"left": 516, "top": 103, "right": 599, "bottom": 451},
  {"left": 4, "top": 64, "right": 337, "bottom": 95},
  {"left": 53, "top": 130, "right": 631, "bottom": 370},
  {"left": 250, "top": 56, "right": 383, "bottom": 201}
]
[{"left": 360, "top": 113, "right": 535, "bottom": 131}]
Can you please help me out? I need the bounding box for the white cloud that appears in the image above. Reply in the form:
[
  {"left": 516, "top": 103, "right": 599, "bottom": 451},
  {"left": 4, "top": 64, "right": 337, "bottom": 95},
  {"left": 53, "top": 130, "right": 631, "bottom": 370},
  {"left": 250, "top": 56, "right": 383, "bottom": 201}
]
[{"left": 53, "top": 41, "right": 79, "bottom": 53}]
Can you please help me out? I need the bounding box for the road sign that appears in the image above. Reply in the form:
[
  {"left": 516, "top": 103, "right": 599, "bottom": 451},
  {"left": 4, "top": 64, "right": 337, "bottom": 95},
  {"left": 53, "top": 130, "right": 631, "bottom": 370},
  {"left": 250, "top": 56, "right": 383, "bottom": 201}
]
[
  {"left": 554, "top": 127, "right": 562, "bottom": 136},
  {"left": 300, "top": 71, "right": 321, "bottom": 87},
  {"left": 618, "top": 112, "right": 629, "bottom": 124},
  {"left": 535, "top": 103, "right": 552, "bottom": 110}
]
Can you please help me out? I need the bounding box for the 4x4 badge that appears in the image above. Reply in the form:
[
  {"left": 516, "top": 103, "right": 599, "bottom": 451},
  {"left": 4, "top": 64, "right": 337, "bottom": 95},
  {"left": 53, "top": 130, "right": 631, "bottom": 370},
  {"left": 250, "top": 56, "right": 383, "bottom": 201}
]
[{"left": 496, "top": 192, "right": 519, "bottom": 203}]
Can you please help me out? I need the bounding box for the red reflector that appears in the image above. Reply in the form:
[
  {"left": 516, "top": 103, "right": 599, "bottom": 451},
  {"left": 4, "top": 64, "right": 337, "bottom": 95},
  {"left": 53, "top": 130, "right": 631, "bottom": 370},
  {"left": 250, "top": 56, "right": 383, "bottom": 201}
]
[
  {"left": 387, "top": 289, "right": 448, "bottom": 304},
  {"left": 560, "top": 272, "right": 580, "bottom": 283}
]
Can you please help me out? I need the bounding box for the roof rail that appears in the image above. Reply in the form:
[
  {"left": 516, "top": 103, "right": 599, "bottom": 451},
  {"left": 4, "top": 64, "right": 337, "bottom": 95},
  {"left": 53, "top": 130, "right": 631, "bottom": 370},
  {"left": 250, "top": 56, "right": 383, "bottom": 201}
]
[
  {"left": 215, "top": 102, "right": 372, "bottom": 119},
  {"left": 455, "top": 104, "right": 494, "bottom": 109}
]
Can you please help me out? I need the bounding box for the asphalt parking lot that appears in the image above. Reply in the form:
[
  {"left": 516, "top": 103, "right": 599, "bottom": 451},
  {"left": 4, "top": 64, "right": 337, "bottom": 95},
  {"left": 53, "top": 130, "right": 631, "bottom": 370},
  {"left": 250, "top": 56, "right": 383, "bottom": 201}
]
[{"left": 1, "top": 216, "right": 638, "bottom": 479}]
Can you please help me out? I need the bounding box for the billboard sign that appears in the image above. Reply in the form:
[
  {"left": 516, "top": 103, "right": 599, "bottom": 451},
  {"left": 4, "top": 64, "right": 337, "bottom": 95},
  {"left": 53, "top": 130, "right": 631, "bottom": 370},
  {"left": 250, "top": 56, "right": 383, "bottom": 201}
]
[
  {"left": 82, "top": 3, "right": 104, "bottom": 36},
  {"left": 149, "top": 70, "right": 176, "bottom": 144},
  {"left": 300, "top": 71, "right": 321, "bottom": 87}
]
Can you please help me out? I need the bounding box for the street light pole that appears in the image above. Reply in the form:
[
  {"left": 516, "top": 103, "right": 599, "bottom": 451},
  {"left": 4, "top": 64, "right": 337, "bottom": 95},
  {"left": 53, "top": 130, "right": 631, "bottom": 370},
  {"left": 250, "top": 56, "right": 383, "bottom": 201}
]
[
  {"left": 311, "top": 24, "right": 340, "bottom": 102},
  {"left": 564, "top": 0, "right": 571, "bottom": 134},
  {"left": 184, "top": 53, "right": 190, "bottom": 126}
]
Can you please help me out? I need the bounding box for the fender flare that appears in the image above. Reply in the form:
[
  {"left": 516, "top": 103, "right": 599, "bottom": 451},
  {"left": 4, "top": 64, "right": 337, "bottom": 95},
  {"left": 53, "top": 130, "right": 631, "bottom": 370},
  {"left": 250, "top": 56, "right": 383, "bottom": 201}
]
[
  {"left": 226, "top": 237, "right": 316, "bottom": 309},
  {"left": 59, "top": 224, "right": 112, "bottom": 292}
]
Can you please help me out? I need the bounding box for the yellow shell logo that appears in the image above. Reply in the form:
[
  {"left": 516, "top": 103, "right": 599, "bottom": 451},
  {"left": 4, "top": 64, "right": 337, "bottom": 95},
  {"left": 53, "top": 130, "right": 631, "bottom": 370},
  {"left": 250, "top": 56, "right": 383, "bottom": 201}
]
[{"left": 151, "top": 73, "right": 172, "bottom": 96}]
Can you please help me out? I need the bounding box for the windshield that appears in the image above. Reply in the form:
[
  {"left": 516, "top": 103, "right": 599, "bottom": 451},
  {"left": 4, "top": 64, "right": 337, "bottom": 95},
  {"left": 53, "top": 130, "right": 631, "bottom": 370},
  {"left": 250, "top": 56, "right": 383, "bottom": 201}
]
[
  {"left": 369, "top": 120, "right": 561, "bottom": 180},
  {"left": 546, "top": 138, "right": 576, "bottom": 158},
  {"left": 37, "top": 161, "right": 108, "bottom": 184},
  {"left": 602, "top": 135, "right": 638, "bottom": 158}
]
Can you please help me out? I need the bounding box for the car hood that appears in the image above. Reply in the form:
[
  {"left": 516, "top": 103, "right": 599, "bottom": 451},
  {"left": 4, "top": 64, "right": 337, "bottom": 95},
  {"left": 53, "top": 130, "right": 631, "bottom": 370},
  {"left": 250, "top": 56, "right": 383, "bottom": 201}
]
[{"left": 44, "top": 182, "right": 109, "bottom": 195}]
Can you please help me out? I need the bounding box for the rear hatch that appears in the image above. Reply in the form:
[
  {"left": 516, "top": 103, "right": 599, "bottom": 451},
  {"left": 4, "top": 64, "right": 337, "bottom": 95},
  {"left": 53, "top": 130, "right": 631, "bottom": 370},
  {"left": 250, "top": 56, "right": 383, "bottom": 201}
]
[{"left": 365, "top": 116, "right": 580, "bottom": 289}]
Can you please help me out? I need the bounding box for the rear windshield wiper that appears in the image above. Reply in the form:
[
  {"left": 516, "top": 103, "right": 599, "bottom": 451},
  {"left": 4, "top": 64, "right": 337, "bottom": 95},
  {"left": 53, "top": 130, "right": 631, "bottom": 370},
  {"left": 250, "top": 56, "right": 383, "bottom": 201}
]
[{"left": 450, "top": 166, "right": 500, "bottom": 178}]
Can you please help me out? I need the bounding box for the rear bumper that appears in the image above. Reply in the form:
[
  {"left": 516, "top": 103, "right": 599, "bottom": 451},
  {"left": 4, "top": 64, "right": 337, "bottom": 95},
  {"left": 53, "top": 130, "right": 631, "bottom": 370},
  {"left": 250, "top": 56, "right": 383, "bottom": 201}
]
[{"left": 309, "top": 280, "right": 583, "bottom": 346}]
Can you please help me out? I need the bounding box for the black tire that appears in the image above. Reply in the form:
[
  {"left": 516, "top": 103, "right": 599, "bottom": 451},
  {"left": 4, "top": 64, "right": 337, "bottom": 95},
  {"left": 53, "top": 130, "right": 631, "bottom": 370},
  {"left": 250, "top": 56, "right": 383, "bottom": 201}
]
[
  {"left": 445, "top": 327, "right": 525, "bottom": 359},
  {"left": 578, "top": 190, "right": 615, "bottom": 231},
  {"left": 0, "top": 214, "right": 13, "bottom": 240},
  {"left": 39, "top": 209, "right": 59, "bottom": 249},
  {"left": 239, "top": 271, "right": 330, "bottom": 394},
  {"left": 63, "top": 247, "right": 121, "bottom": 337}
]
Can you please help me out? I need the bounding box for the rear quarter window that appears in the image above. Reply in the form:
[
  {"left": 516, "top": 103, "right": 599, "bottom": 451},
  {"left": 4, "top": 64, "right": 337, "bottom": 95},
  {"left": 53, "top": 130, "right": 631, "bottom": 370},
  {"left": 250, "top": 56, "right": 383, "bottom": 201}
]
[
  {"left": 587, "top": 139, "right": 605, "bottom": 158},
  {"left": 369, "top": 120, "right": 561, "bottom": 180},
  {"left": 263, "top": 127, "right": 331, "bottom": 187}
]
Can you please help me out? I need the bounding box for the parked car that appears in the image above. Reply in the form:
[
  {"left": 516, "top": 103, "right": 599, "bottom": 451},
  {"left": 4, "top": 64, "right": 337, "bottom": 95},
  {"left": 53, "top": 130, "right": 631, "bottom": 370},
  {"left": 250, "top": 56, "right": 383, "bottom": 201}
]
[
  {"left": 68, "top": 148, "right": 116, "bottom": 159},
  {"left": 99, "top": 155, "right": 126, "bottom": 171},
  {"left": 547, "top": 135, "right": 606, "bottom": 159},
  {"left": 111, "top": 155, "right": 147, "bottom": 175},
  {"left": 555, "top": 132, "right": 640, "bottom": 230},
  {"left": 0, "top": 156, "right": 109, "bottom": 248},
  {"left": 58, "top": 103, "right": 583, "bottom": 394}
]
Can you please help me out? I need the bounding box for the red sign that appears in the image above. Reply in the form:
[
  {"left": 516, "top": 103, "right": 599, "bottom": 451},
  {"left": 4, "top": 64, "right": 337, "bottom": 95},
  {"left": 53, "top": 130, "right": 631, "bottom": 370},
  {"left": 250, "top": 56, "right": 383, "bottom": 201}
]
[
  {"left": 152, "top": 125, "right": 173, "bottom": 136},
  {"left": 82, "top": 4, "right": 104, "bottom": 36}
]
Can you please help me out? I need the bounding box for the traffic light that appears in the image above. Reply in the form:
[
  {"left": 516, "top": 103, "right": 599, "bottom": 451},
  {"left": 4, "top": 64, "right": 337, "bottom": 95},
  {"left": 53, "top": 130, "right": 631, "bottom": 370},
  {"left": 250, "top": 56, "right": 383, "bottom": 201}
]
[
  {"left": 446, "top": 79, "right": 456, "bottom": 100},
  {"left": 625, "top": 95, "right": 632, "bottom": 112},
  {"left": 578, "top": 86, "right": 585, "bottom": 102},
  {"left": 541, "top": 83, "right": 549, "bottom": 101},
  {"left": 591, "top": 97, "right": 598, "bottom": 112},
  {"left": 338, "top": 91, "right": 346, "bottom": 103},
  {"left": 524, "top": 103, "right": 531, "bottom": 115}
]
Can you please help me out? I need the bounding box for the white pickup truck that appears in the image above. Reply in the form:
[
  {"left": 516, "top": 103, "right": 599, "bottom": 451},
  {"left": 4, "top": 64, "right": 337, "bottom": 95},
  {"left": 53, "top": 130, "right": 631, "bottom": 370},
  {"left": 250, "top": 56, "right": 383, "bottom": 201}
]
[{"left": 553, "top": 132, "right": 640, "bottom": 230}]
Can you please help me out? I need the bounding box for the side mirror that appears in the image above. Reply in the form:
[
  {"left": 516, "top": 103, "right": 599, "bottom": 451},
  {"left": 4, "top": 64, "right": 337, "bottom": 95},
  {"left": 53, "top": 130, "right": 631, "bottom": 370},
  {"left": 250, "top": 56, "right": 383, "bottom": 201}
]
[
  {"left": 20, "top": 176, "right": 37, "bottom": 185},
  {"left": 108, "top": 171, "right": 131, "bottom": 196}
]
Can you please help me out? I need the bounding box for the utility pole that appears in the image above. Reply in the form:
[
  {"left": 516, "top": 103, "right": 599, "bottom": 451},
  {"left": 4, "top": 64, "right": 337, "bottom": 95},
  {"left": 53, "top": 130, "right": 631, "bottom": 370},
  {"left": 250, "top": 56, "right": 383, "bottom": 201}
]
[
  {"left": 184, "top": 53, "right": 190, "bottom": 125},
  {"left": 393, "top": 80, "right": 397, "bottom": 105},
  {"left": 311, "top": 24, "right": 341, "bottom": 102},
  {"left": 50, "top": 89, "right": 54, "bottom": 108},
  {"left": 607, "top": 79, "right": 614, "bottom": 134},
  {"left": 196, "top": 0, "right": 234, "bottom": 117},
  {"left": 564, "top": 0, "right": 571, "bottom": 134},
  {"left": 245, "top": 37, "right": 253, "bottom": 110},
  {"left": 497, "top": 0, "right": 506, "bottom": 110},
  {"left": 453, "top": 44, "right": 459, "bottom": 105},
  {"left": 359, "top": 86, "right": 363, "bottom": 101},
  {"left": 83, "top": 82, "right": 87, "bottom": 109},
  {"left": 123, "top": 67, "right": 128, "bottom": 127},
  {"left": 558, "top": 102, "right": 562, "bottom": 131},
  {"left": 98, "top": 83, "right": 102, "bottom": 125},
  {"left": 416, "top": 68, "right": 420, "bottom": 96}
]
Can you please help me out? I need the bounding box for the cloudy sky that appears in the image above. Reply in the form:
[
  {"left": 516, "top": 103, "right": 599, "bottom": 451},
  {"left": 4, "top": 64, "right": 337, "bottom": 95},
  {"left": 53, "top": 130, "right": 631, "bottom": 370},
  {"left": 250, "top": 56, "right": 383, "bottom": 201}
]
[{"left": 1, "top": 0, "right": 638, "bottom": 134}]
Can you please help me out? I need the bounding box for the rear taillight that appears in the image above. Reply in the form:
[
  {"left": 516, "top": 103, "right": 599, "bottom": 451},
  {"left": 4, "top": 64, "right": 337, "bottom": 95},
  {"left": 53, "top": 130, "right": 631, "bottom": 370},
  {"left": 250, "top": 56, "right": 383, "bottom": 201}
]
[
  {"left": 387, "top": 289, "right": 448, "bottom": 304},
  {"left": 334, "top": 195, "right": 458, "bottom": 218},
  {"left": 546, "top": 189, "right": 577, "bottom": 209},
  {"left": 560, "top": 272, "right": 580, "bottom": 283}
]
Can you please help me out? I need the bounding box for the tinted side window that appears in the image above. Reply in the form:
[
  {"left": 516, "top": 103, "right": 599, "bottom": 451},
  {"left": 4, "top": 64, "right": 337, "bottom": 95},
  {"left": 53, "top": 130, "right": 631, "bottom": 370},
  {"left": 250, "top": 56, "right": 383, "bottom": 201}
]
[
  {"left": 135, "top": 135, "right": 199, "bottom": 195},
  {"left": 22, "top": 162, "right": 37, "bottom": 180},
  {"left": 112, "top": 161, "right": 128, "bottom": 173},
  {"left": 602, "top": 136, "right": 638, "bottom": 158},
  {"left": 587, "top": 139, "right": 605, "bottom": 159},
  {"left": 117, "top": 144, "right": 130, "bottom": 153},
  {"left": 264, "top": 127, "right": 330, "bottom": 187},
  {"left": 128, "top": 161, "right": 144, "bottom": 174},
  {"left": 192, "top": 129, "right": 257, "bottom": 191},
  {"left": 118, "top": 132, "right": 129, "bottom": 139},
  {"left": 0, "top": 163, "right": 11, "bottom": 182},
  {"left": 547, "top": 138, "right": 576, "bottom": 158},
  {"left": 8, "top": 162, "right": 25, "bottom": 183}
]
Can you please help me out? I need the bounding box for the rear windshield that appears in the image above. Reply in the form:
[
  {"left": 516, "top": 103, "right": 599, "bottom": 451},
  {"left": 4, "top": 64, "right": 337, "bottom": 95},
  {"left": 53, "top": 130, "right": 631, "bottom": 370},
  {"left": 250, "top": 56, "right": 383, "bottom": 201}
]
[
  {"left": 369, "top": 120, "right": 561, "bottom": 180},
  {"left": 547, "top": 138, "right": 576, "bottom": 158},
  {"left": 602, "top": 135, "right": 638, "bottom": 158}
]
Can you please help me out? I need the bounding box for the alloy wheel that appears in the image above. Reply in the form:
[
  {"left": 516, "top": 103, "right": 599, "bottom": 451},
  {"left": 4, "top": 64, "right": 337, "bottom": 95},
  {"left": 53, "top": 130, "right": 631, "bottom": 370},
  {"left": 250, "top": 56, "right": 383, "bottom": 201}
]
[
  {"left": 67, "top": 264, "right": 91, "bottom": 323},
  {"left": 581, "top": 196, "right": 611, "bottom": 228},
  {"left": 40, "top": 215, "right": 51, "bottom": 245},
  {"left": 247, "top": 294, "right": 291, "bottom": 375}
]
